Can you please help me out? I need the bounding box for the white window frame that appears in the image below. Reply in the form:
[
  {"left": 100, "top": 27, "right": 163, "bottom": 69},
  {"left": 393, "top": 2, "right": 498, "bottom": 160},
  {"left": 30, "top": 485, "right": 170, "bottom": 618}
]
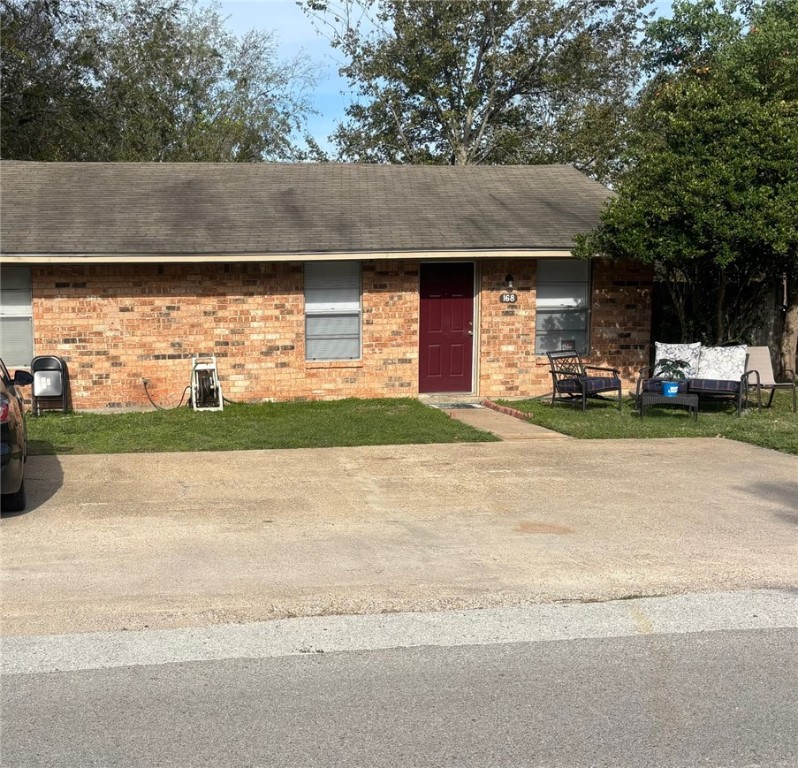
[
  {"left": 535, "top": 259, "right": 591, "bottom": 355},
  {"left": 304, "top": 261, "right": 362, "bottom": 361},
  {"left": 0, "top": 266, "right": 34, "bottom": 366}
]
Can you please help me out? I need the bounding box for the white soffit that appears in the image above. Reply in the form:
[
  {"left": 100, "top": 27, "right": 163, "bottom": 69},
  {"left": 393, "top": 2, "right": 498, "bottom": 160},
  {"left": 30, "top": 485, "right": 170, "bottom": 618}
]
[{"left": 0, "top": 249, "right": 576, "bottom": 265}]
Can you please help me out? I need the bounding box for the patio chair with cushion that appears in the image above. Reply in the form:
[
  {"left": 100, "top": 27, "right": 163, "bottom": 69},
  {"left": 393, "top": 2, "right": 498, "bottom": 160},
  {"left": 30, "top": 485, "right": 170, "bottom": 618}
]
[
  {"left": 746, "top": 346, "right": 796, "bottom": 413},
  {"left": 635, "top": 342, "right": 758, "bottom": 416},
  {"left": 686, "top": 344, "right": 755, "bottom": 416},
  {"left": 546, "top": 350, "right": 623, "bottom": 411}
]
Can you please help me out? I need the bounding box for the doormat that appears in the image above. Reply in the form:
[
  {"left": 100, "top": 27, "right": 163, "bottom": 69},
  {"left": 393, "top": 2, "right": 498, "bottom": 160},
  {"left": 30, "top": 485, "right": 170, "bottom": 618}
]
[{"left": 431, "top": 403, "right": 483, "bottom": 409}]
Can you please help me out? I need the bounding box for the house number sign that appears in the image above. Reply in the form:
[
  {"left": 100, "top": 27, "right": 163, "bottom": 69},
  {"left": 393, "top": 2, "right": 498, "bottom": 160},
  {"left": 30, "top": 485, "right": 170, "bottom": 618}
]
[{"left": 499, "top": 292, "right": 517, "bottom": 304}]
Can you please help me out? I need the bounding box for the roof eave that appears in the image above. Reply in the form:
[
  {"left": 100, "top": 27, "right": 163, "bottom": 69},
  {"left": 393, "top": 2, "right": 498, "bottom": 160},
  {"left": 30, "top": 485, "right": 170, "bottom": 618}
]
[{"left": 0, "top": 248, "right": 579, "bottom": 264}]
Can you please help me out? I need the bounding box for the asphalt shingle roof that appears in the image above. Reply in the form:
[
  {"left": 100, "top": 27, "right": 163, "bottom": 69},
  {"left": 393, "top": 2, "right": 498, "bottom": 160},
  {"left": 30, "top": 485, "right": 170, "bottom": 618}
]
[{"left": 0, "top": 161, "right": 612, "bottom": 256}]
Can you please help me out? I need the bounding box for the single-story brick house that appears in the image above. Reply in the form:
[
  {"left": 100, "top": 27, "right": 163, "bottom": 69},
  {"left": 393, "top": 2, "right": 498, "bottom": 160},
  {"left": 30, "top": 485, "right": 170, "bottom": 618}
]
[{"left": 0, "top": 161, "right": 652, "bottom": 410}]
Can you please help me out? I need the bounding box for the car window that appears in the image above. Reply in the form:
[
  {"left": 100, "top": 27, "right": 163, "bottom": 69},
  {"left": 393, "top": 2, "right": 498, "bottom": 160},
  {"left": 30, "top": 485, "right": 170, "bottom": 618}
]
[{"left": 0, "top": 358, "right": 10, "bottom": 384}]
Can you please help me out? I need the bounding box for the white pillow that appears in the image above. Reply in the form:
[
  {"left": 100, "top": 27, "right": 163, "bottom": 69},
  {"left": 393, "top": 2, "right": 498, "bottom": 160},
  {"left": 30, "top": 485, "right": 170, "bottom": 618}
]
[
  {"left": 696, "top": 345, "right": 747, "bottom": 381},
  {"left": 654, "top": 341, "right": 701, "bottom": 378}
]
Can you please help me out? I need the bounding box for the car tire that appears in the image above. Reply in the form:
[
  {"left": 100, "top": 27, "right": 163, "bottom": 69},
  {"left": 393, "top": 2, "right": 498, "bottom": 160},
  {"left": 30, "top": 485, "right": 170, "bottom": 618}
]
[{"left": 1, "top": 479, "right": 26, "bottom": 512}]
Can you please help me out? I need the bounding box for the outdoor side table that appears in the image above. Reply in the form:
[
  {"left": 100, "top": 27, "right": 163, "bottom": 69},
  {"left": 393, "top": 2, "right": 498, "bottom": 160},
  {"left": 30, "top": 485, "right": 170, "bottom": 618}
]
[{"left": 640, "top": 391, "right": 699, "bottom": 420}]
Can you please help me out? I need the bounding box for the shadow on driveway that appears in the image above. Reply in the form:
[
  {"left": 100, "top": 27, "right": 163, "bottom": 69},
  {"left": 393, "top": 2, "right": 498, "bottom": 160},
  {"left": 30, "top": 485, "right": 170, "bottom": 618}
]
[
  {"left": 738, "top": 480, "right": 798, "bottom": 528},
  {"left": 1, "top": 448, "right": 64, "bottom": 518}
]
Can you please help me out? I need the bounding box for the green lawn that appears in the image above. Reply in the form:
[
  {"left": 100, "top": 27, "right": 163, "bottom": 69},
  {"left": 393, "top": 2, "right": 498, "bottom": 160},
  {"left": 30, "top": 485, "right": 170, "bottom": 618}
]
[
  {"left": 26, "top": 392, "right": 798, "bottom": 456},
  {"left": 27, "top": 398, "right": 499, "bottom": 455},
  {"left": 496, "top": 390, "right": 798, "bottom": 455}
]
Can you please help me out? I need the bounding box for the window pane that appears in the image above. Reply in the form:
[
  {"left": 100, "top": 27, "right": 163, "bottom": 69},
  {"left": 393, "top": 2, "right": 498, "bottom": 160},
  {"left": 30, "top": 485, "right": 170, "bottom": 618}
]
[
  {"left": 537, "top": 309, "right": 588, "bottom": 332},
  {"left": 537, "top": 259, "right": 589, "bottom": 282},
  {"left": 536, "top": 326, "right": 588, "bottom": 355},
  {"left": 0, "top": 317, "right": 33, "bottom": 366},
  {"left": 0, "top": 266, "right": 32, "bottom": 292},
  {"left": 535, "top": 259, "right": 590, "bottom": 354},
  {"left": 306, "top": 314, "right": 360, "bottom": 360},
  {"left": 0, "top": 289, "right": 33, "bottom": 315},
  {"left": 307, "top": 314, "right": 360, "bottom": 337},
  {"left": 0, "top": 267, "right": 33, "bottom": 364},
  {"left": 0, "top": 266, "right": 32, "bottom": 317},
  {"left": 305, "top": 262, "right": 362, "bottom": 361},
  {"left": 536, "top": 282, "right": 589, "bottom": 309},
  {"left": 305, "top": 261, "right": 360, "bottom": 312},
  {"left": 306, "top": 336, "right": 360, "bottom": 361}
]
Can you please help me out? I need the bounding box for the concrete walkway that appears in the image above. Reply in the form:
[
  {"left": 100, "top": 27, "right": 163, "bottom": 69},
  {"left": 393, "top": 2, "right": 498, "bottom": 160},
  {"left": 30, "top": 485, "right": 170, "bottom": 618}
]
[{"left": 441, "top": 401, "right": 567, "bottom": 440}]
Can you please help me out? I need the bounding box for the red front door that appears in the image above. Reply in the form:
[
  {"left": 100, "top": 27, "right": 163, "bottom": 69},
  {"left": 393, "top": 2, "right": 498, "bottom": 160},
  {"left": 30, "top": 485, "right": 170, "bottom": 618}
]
[{"left": 419, "top": 263, "right": 474, "bottom": 394}]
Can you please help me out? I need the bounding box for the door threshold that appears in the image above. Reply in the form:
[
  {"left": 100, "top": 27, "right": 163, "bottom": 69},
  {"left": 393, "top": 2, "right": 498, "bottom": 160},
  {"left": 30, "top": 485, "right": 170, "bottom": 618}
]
[{"left": 418, "top": 394, "right": 481, "bottom": 406}]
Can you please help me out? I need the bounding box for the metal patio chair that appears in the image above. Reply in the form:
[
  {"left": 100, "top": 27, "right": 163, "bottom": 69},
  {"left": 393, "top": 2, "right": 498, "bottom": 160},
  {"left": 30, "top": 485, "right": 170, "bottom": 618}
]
[
  {"left": 746, "top": 346, "right": 796, "bottom": 413},
  {"left": 31, "top": 355, "right": 69, "bottom": 415},
  {"left": 546, "top": 350, "right": 623, "bottom": 411}
]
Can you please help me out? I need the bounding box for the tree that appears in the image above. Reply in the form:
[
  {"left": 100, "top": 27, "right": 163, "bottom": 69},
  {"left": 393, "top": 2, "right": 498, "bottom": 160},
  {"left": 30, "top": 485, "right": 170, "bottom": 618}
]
[
  {"left": 0, "top": 0, "right": 318, "bottom": 161},
  {"left": 302, "top": 0, "right": 649, "bottom": 182},
  {"left": 0, "top": 0, "right": 100, "bottom": 160},
  {"left": 575, "top": 0, "right": 798, "bottom": 373}
]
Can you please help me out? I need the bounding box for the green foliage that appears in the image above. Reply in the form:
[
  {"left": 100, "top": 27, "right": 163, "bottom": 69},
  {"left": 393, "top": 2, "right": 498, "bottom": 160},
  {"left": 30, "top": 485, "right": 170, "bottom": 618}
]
[
  {"left": 26, "top": 398, "right": 499, "bottom": 454},
  {"left": 1, "top": 0, "right": 318, "bottom": 161},
  {"left": 1, "top": 0, "right": 97, "bottom": 159},
  {"left": 575, "top": 0, "right": 798, "bottom": 344},
  {"left": 497, "top": 391, "right": 798, "bottom": 454},
  {"left": 643, "top": 0, "right": 744, "bottom": 72},
  {"left": 656, "top": 358, "right": 689, "bottom": 379},
  {"left": 302, "top": 0, "right": 649, "bottom": 182}
]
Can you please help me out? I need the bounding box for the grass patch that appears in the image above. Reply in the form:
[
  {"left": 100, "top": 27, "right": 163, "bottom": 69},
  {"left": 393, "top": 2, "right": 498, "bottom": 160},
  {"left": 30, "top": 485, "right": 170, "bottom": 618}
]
[
  {"left": 496, "top": 390, "right": 798, "bottom": 455},
  {"left": 26, "top": 398, "right": 499, "bottom": 455}
]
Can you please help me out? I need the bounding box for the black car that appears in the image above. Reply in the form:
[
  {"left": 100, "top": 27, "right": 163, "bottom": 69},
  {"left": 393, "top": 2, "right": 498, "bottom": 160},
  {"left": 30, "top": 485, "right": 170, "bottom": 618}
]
[{"left": 1, "top": 358, "right": 34, "bottom": 512}]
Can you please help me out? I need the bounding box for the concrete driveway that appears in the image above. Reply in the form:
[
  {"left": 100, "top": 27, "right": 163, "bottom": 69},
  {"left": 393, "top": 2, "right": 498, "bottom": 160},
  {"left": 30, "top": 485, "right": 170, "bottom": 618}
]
[{"left": 2, "top": 438, "right": 796, "bottom": 636}]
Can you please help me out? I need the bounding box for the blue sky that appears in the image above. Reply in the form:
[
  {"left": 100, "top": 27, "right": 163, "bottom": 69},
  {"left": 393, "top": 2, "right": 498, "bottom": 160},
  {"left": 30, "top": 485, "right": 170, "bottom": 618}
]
[
  {"left": 215, "top": 0, "right": 673, "bottom": 154},
  {"left": 217, "top": 1, "right": 351, "bottom": 152}
]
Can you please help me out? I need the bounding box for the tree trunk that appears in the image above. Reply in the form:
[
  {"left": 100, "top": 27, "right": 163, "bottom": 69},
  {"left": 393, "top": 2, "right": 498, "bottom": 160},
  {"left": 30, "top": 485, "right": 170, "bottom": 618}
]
[
  {"left": 778, "top": 285, "right": 798, "bottom": 378},
  {"left": 664, "top": 266, "right": 689, "bottom": 341},
  {"left": 715, "top": 268, "right": 727, "bottom": 344}
]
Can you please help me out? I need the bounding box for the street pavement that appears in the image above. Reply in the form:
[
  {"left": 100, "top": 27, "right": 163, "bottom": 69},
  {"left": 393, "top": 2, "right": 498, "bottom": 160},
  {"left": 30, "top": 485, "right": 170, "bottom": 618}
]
[{"left": 2, "top": 593, "right": 797, "bottom": 767}]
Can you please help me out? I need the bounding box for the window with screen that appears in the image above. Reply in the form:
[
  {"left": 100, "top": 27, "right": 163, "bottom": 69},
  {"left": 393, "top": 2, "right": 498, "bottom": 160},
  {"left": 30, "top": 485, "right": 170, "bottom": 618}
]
[
  {"left": 535, "top": 259, "right": 590, "bottom": 355},
  {"left": 305, "top": 262, "right": 361, "bottom": 361},
  {"left": 0, "top": 266, "right": 33, "bottom": 366}
]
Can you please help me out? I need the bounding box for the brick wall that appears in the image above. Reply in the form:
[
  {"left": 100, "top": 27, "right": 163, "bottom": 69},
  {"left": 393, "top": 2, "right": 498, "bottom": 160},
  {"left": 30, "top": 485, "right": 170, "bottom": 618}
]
[
  {"left": 589, "top": 258, "right": 653, "bottom": 386},
  {"left": 478, "top": 259, "right": 536, "bottom": 398},
  {"left": 477, "top": 258, "right": 652, "bottom": 398},
  {"left": 30, "top": 257, "right": 651, "bottom": 410},
  {"left": 31, "top": 262, "right": 419, "bottom": 410}
]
